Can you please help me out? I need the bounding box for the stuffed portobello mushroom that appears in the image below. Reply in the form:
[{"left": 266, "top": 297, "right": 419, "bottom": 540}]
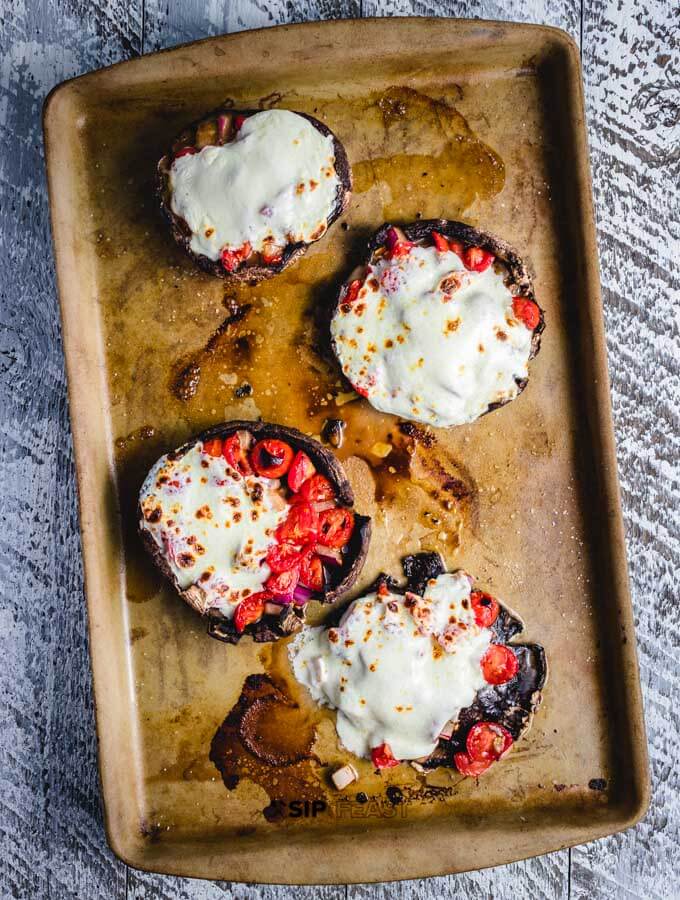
[
  {"left": 157, "top": 107, "right": 352, "bottom": 283},
  {"left": 138, "top": 421, "right": 371, "bottom": 644},
  {"left": 290, "top": 552, "right": 547, "bottom": 779},
  {"left": 330, "top": 220, "right": 545, "bottom": 428}
]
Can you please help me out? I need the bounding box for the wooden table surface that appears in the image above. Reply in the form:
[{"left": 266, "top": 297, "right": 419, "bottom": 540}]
[{"left": 1, "top": 0, "right": 677, "bottom": 897}]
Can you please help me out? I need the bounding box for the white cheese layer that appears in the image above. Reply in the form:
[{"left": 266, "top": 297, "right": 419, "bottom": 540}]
[
  {"left": 139, "top": 442, "right": 288, "bottom": 617},
  {"left": 289, "top": 572, "right": 491, "bottom": 761},
  {"left": 330, "top": 245, "right": 533, "bottom": 427},
  {"left": 169, "top": 109, "right": 340, "bottom": 260}
]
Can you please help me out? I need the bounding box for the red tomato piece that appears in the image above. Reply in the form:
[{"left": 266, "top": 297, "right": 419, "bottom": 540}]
[
  {"left": 202, "top": 437, "right": 223, "bottom": 457},
  {"left": 276, "top": 502, "right": 319, "bottom": 544},
  {"left": 317, "top": 507, "right": 354, "bottom": 548},
  {"left": 251, "top": 439, "right": 294, "bottom": 478},
  {"left": 343, "top": 279, "right": 362, "bottom": 304},
  {"left": 448, "top": 239, "right": 465, "bottom": 257},
  {"left": 432, "top": 231, "right": 450, "bottom": 253},
  {"left": 222, "top": 433, "right": 252, "bottom": 476},
  {"left": 221, "top": 241, "right": 252, "bottom": 273},
  {"left": 463, "top": 246, "right": 495, "bottom": 272},
  {"left": 234, "top": 114, "right": 247, "bottom": 130},
  {"left": 234, "top": 591, "right": 270, "bottom": 633},
  {"left": 299, "top": 551, "right": 325, "bottom": 591},
  {"left": 287, "top": 451, "right": 316, "bottom": 493},
  {"left": 266, "top": 542, "right": 304, "bottom": 573},
  {"left": 512, "top": 296, "right": 541, "bottom": 330},
  {"left": 174, "top": 146, "right": 197, "bottom": 159},
  {"left": 266, "top": 566, "right": 300, "bottom": 596},
  {"left": 384, "top": 226, "right": 415, "bottom": 260},
  {"left": 261, "top": 243, "right": 283, "bottom": 265},
  {"left": 470, "top": 590, "right": 499, "bottom": 628},
  {"left": 453, "top": 751, "right": 493, "bottom": 777},
  {"left": 371, "top": 743, "right": 400, "bottom": 769},
  {"left": 466, "top": 722, "right": 514, "bottom": 762},
  {"left": 297, "top": 473, "right": 335, "bottom": 504},
  {"left": 481, "top": 644, "right": 519, "bottom": 685}
]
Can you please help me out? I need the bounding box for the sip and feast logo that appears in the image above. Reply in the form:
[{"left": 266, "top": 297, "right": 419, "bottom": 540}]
[{"left": 282, "top": 794, "right": 407, "bottom": 819}]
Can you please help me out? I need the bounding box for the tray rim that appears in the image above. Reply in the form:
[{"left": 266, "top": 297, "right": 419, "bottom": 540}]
[{"left": 43, "top": 16, "right": 650, "bottom": 884}]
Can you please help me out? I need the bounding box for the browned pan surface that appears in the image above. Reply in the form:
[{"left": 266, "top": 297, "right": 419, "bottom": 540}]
[{"left": 43, "top": 18, "right": 649, "bottom": 883}]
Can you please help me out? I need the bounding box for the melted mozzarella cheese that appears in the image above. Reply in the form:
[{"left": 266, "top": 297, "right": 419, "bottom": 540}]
[
  {"left": 289, "top": 572, "right": 491, "bottom": 761},
  {"left": 169, "top": 109, "right": 340, "bottom": 260},
  {"left": 139, "top": 441, "right": 288, "bottom": 617},
  {"left": 330, "top": 245, "right": 533, "bottom": 427}
]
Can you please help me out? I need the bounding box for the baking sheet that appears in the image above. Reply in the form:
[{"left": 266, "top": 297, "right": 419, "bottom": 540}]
[{"left": 43, "top": 18, "right": 649, "bottom": 882}]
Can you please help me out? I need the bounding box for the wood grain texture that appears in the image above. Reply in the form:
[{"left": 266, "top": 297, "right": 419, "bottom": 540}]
[
  {"left": 0, "top": 1, "right": 677, "bottom": 899},
  {"left": 572, "top": 2, "right": 680, "bottom": 896}
]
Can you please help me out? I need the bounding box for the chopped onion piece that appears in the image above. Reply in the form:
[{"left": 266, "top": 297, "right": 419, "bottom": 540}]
[
  {"left": 315, "top": 544, "right": 343, "bottom": 565},
  {"left": 293, "top": 584, "right": 314, "bottom": 604},
  {"left": 331, "top": 763, "right": 359, "bottom": 791}
]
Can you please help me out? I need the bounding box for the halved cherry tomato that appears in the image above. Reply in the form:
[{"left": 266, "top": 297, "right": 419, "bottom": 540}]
[
  {"left": 174, "top": 146, "right": 198, "bottom": 159},
  {"left": 261, "top": 242, "right": 283, "bottom": 265},
  {"left": 266, "top": 566, "right": 300, "bottom": 596},
  {"left": 481, "top": 644, "right": 519, "bottom": 685},
  {"left": 222, "top": 433, "right": 252, "bottom": 476},
  {"left": 371, "top": 743, "right": 400, "bottom": 769},
  {"left": 432, "top": 231, "right": 450, "bottom": 253},
  {"left": 343, "top": 279, "right": 362, "bottom": 304},
  {"left": 221, "top": 241, "right": 252, "bottom": 272},
  {"left": 297, "top": 473, "right": 335, "bottom": 504},
  {"left": 463, "top": 246, "right": 495, "bottom": 272},
  {"left": 287, "top": 451, "right": 316, "bottom": 493},
  {"left": 202, "top": 437, "right": 223, "bottom": 457},
  {"left": 384, "top": 226, "right": 414, "bottom": 260},
  {"left": 317, "top": 507, "right": 354, "bottom": 548},
  {"left": 453, "top": 751, "right": 493, "bottom": 777},
  {"left": 449, "top": 239, "right": 465, "bottom": 257},
  {"left": 234, "top": 591, "right": 270, "bottom": 633},
  {"left": 300, "top": 551, "right": 325, "bottom": 591},
  {"left": 466, "top": 722, "right": 514, "bottom": 762},
  {"left": 276, "top": 502, "right": 319, "bottom": 544},
  {"left": 512, "top": 296, "right": 541, "bottom": 330},
  {"left": 251, "top": 439, "right": 294, "bottom": 478},
  {"left": 266, "top": 543, "right": 304, "bottom": 573},
  {"left": 471, "top": 590, "right": 499, "bottom": 628},
  {"left": 234, "top": 114, "right": 247, "bottom": 130}
]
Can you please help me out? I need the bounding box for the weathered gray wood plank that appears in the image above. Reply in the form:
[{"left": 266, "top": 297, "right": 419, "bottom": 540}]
[
  {"left": 572, "top": 1, "right": 680, "bottom": 895},
  {"left": 0, "top": 2, "right": 141, "bottom": 899}
]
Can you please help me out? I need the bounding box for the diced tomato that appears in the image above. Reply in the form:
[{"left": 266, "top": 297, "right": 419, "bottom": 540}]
[
  {"left": 276, "top": 502, "right": 319, "bottom": 544},
  {"left": 202, "top": 437, "right": 223, "bottom": 457},
  {"left": 384, "top": 226, "right": 414, "bottom": 260},
  {"left": 234, "top": 591, "right": 270, "bottom": 633},
  {"left": 463, "top": 246, "right": 495, "bottom": 272},
  {"left": 371, "top": 743, "right": 400, "bottom": 769},
  {"left": 353, "top": 383, "right": 369, "bottom": 398},
  {"left": 470, "top": 590, "right": 499, "bottom": 628},
  {"left": 299, "top": 551, "right": 325, "bottom": 592},
  {"left": 432, "top": 231, "right": 450, "bottom": 253},
  {"left": 297, "top": 473, "right": 335, "bottom": 504},
  {"left": 266, "top": 542, "right": 304, "bottom": 573},
  {"left": 466, "top": 722, "right": 514, "bottom": 762},
  {"left": 449, "top": 239, "right": 465, "bottom": 257},
  {"left": 343, "top": 279, "right": 362, "bottom": 304},
  {"left": 174, "top": 146, "right": 197, "bottom": 159},
  {"left": 251, "top": 439, "right": 294, "bottom": 478},
  {"left": 512, "top": 296, "right": 541, "bottom": 330},
  {"left": 222, "top": 433, "right": 252, "bottom": 476},
  {"left": 221, "top": 241, "right": 252, "bottom": 272},
  {"left": 453, "top": 751, "right": 493, "bottom": 777},
  {"left": 377, "top": 581, "right": 390, "bottom": 598},
  {"left": 234, "top": 114, "right": 247, "bottom": 130},
  {"left": 262, "top": 243, "right": 283, "bottom": 265},
  {"left": 266, "top": 566, "right": 300, "bottom": 596},
  {"left": 317, "top": 507, "right": 354, "bottom": 548},
  {"left": 287, "top": 451, "right": 316, "bottom": 493},
  {"left": 481, "top": 644, "right": 519, "bottom": 685}
]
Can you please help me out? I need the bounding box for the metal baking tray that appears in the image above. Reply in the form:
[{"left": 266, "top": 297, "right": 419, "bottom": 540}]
[{"left": 43, "top": 18, "right": 649, "bottom": 883}]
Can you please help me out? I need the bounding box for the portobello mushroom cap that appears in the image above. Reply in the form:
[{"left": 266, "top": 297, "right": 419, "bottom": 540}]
[
  {"left": 156, "top": 108, "right": 352, "bottom": 284},
  {"left": 137, "top": 420, "right": 371, "bottom": 645},
  {"left": 330, "top": 219, "right": 545, "bottom": 422}
]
